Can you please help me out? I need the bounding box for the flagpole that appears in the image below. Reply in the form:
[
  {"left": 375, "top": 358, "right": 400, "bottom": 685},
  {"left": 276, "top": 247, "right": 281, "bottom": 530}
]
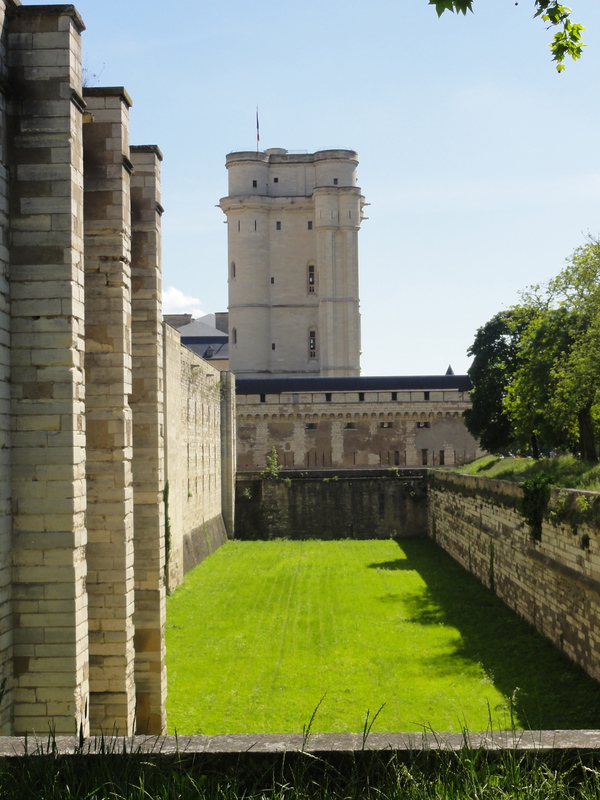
[{"left": 256, "top": 106, "right": 260, "bottom": 152}]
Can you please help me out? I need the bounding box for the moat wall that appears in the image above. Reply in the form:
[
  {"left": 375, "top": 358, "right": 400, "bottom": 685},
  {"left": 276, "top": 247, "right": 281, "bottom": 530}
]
[
  {"left": 236, "top": 469, "right": 600, "bottom": 685},
  {"left": 235, "top": 470, "right": 428, "bottom": 540},
  {"left": 428, "top": 471, "right": 600, "bottom": 683}
]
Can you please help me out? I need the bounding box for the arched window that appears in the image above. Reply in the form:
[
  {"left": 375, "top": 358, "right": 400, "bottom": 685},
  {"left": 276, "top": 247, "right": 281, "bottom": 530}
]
[{"left": 232, "top": 328, "right": 237, "bottom": 345}]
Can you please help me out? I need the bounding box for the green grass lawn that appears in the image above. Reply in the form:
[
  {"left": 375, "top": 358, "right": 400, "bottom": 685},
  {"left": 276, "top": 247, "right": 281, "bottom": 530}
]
[{"left": 166, "top": 539, "right": 600, "bottom": 735}]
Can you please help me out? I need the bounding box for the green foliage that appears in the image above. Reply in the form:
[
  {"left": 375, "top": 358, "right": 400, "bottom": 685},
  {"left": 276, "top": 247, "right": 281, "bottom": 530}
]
[
  {"left": 262, "top": 446, "right": 284, "bottom": 480},
  {"left": 463, "top": 309, "right": 531, "bottom": 453},
  {"left": 429, "top": 0, "right": 585, "bottom": 71},
  {"left": 519, "top": 473, "right": 554, "bottom": 541},
  {"left": 166, "top": 539, "right": 600, "bottom": 734},
  {"left": 467, "top": 238, "right": 600, "bottom": 462}
]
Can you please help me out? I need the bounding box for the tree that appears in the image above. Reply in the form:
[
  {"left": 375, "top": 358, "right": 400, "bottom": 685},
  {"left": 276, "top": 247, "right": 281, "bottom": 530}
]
[
  {"left": 504, "top": 239, "right": 600, "bottom": 462},
  {"left": 429, "top": 2, "right": 585, "bottom": 71},
  {"left": 463, "top": 308, "right": 532, "bottom": 452}
]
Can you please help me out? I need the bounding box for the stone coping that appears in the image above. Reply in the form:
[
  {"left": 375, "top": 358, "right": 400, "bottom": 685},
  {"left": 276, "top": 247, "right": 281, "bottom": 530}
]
[
  {"left": 1, "top": 731, "right": 600, "bottom": 757},
  {"left": 9, "top": 4, "right": 86, "bottom": 32},
  {"left": 83, "top": 86, "right": 133, "bottom": 108}
]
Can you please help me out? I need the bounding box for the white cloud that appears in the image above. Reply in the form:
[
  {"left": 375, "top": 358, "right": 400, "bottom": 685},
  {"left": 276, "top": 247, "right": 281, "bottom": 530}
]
[{"left": 162, "top": 286, "right": 204, "bottom": 318}]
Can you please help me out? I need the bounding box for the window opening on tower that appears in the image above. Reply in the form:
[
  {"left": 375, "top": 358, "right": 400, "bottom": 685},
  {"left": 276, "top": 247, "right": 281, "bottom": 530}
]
[
  {"left": 308, "top": 264, "right": 315, "bottom": 293},
  {"left": 309, "top": 330, "right": 316, "bottom": 358}
]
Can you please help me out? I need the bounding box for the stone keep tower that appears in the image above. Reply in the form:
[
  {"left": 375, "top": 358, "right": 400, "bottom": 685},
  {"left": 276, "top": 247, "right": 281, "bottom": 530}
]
[{"left": 220, "top": 148, "right": 366, "bottom": 377}]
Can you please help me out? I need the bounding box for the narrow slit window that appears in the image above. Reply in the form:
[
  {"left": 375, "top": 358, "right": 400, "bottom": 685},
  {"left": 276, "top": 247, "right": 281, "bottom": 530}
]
[
  {"left": 308, "top": 264, "right": 315, "bottom": 293},
  {"left": 271, "top": 343, "right": 276, "bottom": 350},
  {"left": 254, "top": 220, "right": 257, "bottom": 231},
  {"left": 232, "top": 328, "right": 237, "bottom": 345},
  {"left": 237, "top": 220, "right": 240, "bottom": 232},
  {"left": 271, "top": 277, "right": 275, "bottom": 284},
  {"left": 231, "top": 262, "right": 236, "bottom": 278},
  {"left": 309, "top": 330, "right": 316, "bottom": 358},
  {"left": 439, "top": 450, "right": 445, "bottom": 466},
  {"left": 422, "top": 449, "right": 428, "bottom": 466}
]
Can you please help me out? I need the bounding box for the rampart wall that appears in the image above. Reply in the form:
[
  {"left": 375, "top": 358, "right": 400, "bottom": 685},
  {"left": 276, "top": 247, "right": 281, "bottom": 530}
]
[
  {"left": 0, "top": 1, "right": 233, "bottom": 737},
  {"left": 428, "top": 472, "right": 600, "bottom": 683}
]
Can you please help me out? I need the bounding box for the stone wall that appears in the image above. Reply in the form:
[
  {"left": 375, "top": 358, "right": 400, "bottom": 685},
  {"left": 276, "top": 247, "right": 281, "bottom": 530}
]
[
  {"left": 163, "top": 324, "right": 230, "bottom": 590},
  {"left": 0, "top": 1, "right": 234, "bottom": 737},
  {"left": 428, "top": 471, "right": 600, "bottom": 682},
  {"left": 235, "top": 469, "right": 427, "bottom": 540}
]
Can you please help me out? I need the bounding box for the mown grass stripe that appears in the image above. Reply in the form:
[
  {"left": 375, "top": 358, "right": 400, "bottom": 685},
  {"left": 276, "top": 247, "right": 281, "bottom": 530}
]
[{"left": 166, "top": 539, "right": 600, "bottom": 734}]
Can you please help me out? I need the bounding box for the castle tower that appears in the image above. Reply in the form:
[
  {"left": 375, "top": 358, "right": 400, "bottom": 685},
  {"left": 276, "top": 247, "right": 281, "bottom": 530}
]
[{"left": 219, "top": 149, "right": 366, "bottom": 377}]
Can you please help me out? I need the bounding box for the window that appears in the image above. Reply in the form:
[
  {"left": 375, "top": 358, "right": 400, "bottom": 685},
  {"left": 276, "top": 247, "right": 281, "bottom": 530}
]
[
  {"left": 271, "top": 277, "right": 275, "bottom": 284},
  {"left": 260, "top": 394, "right": 266, "bottom": 403},
  {"left": 271, "top": 343, "right": 276, "bottom": 350},
  {"left": 358, "top": 392, "right": 365, "bottom": 402},
  {"left": 231, "top": 261, "right": 236, "bottom": 278},
  {"left": 232, "top": 328, "right": 237, "bottom": 345},
  {"left": 309, "top": 330, "right": 316, "bottom": 358},
  {"left": 273, "top": 177, "right": 279, "bottom": 183},
  {"left": 391, "top": 392, "right": 397, "bottom": 401},
  {"left": 308, "top": 221, "right": 313, "bottom": 230},
  {"left": 394, "top": 451, "right": 400, "bottom": 466},
  {"left": 422, "top": 449, "right": 428, "bottom": 466},
  {"left": 305, "top": 422, "right": 317, "bottom": 430},
  {"left": 276, "top": 221, "right": 281, "bottom": 230},
  {"left": 344, "top": 422, "right": 356, "bottom": 430},
  {"left": 424, "top": 391, "right": 430, "bottom": 401},
  {"left": 333, "top": 177, "right": 338, "bottom": 185},
  {"left": 416, "top": 421, "right": 430, "bottom": 429},
  {"left": 237, "top": 220, "right": 240, "bottom": 232},
  {"left": 380, "top": 422, "right": 393, "bottom": 429},
  {"left": 308, "top": 264, "right": 315, "bottom": 293},
  {"left": 254, "top": 220, "right": 257, "bottom": 231},
  {"left": 252, "top": 180, "right": 257, "bottom": 188},
  {"left": 439, "top": 450, "right": 445, "bottom": 466},
  {"left": 325, "top": 393, "right": 332, "bottom": 402}
]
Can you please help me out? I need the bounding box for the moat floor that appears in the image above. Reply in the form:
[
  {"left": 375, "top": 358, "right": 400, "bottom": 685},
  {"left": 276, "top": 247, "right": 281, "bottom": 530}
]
[{"left": 166, "top": 539, "right": 600, "bottom": 734}]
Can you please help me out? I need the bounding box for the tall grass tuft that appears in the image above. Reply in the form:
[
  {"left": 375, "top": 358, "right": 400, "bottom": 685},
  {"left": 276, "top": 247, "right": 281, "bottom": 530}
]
[{"left": 1, "top": 733, "right": 600, "bottom": 799}]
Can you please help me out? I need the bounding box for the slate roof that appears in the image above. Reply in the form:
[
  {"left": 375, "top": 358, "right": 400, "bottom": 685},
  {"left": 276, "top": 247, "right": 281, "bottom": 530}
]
[
  {"left": 235, "top": 375, "right": 472, "bottom": 395},
  {"left": 177, "top": 318, "right": 228, "bottom": 339}
]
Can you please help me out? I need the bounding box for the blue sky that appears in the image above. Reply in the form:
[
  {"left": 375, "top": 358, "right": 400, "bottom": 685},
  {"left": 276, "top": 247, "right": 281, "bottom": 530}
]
[{"left": 72, "top": 0, "right": 600, "bottom": 376}]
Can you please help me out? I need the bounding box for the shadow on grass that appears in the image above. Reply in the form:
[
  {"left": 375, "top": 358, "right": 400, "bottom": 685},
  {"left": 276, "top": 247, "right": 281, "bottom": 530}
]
[{"left": 368, "top": 539, "right": 600, "bottom": 730}]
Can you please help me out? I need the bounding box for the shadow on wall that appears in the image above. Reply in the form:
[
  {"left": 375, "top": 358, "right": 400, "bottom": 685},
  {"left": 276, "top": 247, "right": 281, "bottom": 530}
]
[{"left": 369, "top": 539, "right": 600, "bottom": 731}]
